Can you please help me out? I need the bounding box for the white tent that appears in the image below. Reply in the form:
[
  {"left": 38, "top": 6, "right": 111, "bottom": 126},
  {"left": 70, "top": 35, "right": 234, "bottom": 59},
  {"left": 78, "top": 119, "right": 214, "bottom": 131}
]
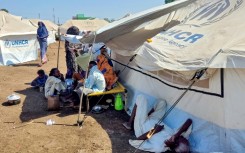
[
  {"left": 59, "top": 19, "right": 109, "bottom": 35},
  {"left": 23, "top": 19, "right": 58, "bottom": 44},
  {"left": 0, "top": 11, "right": 38, "bottom": 66},
  {"left": 80, "top": 0, "right": 245, "bottom": 152}
]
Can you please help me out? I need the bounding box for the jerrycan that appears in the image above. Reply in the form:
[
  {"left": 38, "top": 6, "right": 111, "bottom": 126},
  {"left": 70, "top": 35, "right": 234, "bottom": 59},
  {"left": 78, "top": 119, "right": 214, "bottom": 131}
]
[{"left": 115, "top": 93, "right": 123, "bottom": 111}]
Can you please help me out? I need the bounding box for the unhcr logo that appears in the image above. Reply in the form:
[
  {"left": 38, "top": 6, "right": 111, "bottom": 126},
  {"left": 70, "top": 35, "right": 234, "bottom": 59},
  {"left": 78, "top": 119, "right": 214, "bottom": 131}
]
[
  {"left": 4, "top": 41, "right": 11, "bottom": 48},
  {"left": 4, "top": 40, "right": 29, "bottom": 48},
  {"left": 181, "top": 0, "right": 243, "bottom": 27}
]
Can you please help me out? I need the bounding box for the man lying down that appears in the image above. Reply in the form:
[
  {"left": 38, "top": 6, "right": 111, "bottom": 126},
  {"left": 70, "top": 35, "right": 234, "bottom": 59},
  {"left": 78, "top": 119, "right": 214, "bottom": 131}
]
[{"left": 123, "top": 95, "right": 192, "bottom": 153}]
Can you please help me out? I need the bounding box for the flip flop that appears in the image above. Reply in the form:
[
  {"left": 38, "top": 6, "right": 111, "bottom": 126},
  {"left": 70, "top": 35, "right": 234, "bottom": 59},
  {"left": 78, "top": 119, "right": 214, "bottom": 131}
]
[{"left": 122, "top": 122, "right": 132, "bottom": 130}]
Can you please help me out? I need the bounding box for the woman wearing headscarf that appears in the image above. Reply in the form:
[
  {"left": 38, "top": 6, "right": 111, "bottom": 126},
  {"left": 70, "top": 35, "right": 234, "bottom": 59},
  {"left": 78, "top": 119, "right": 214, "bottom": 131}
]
[
  {"left": 37, "top": 21, "right": 49, "bottom": 67},
  {"left": 97, "top": 45, "right": 118, "bottom": 90}
]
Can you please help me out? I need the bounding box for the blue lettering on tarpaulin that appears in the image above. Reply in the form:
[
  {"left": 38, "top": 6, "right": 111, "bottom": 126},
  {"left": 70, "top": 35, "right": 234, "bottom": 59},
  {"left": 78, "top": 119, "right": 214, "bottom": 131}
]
[
  {"left": 162, "top": 30, "right": 182, "bottom": 36},
  {"left": 162, "top": 30, "right": 204, "bottom": 43},
  {"left": 174, "top": 32, "right": 192, "bottom": 40},
  {"left": 4, "top": 40, "right": 29, "bottom": 48},
  {"left": 184, "top": 34, "right": 204, "bottom": 43}
]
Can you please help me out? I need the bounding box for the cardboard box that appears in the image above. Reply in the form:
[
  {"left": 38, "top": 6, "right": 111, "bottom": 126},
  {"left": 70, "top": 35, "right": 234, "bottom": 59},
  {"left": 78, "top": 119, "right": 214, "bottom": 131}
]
[{"left": 47, "top": 95, "right": 60, "bottom": 110}]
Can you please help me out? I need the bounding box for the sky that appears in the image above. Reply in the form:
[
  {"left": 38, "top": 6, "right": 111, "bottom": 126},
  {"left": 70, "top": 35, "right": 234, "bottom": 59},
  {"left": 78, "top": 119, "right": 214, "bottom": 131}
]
[{"left": 1, "top": 0, "right": 164, "bottom": 24}]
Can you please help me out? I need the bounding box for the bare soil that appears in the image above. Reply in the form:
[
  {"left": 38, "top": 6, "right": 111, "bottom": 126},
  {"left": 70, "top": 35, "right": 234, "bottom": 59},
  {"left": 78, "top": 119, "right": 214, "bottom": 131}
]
[{"left": 0, "top": 42, "right": 138, "bottom": 153}]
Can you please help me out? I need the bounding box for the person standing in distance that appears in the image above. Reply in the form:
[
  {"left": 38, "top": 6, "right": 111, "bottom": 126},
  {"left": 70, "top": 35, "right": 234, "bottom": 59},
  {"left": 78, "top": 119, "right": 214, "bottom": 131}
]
[{"left": 37, "top": 21, "right": 49, "bottom": 67}]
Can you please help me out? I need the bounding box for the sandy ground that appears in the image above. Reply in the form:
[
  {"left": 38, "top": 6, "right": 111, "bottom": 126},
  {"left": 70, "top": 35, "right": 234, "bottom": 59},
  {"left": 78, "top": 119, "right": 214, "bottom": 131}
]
[{"left": 0, "top": 42, "right": 138, "bottom": 153}]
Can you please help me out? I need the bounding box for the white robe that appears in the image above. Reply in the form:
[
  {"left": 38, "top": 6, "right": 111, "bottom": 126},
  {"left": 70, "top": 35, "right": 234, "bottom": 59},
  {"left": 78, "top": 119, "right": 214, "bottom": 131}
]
[
  {"left": 44, "top": 76, "right": 66, "bottom": 98},
  {"left": 129, "top": 95, "right": 191, "bottom": 153}
]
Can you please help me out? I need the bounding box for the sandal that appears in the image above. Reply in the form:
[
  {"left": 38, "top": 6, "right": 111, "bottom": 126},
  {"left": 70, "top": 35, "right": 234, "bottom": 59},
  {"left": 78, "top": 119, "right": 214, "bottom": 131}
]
[{"left": 38, "top": 61, "right": 47, "bottom": 67}]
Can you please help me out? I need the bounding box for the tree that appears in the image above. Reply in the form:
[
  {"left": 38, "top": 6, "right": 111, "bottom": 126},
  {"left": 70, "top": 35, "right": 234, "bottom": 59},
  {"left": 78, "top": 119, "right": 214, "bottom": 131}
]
[{"left": 0, "top": 9, "right": 9, "bottom": 13}]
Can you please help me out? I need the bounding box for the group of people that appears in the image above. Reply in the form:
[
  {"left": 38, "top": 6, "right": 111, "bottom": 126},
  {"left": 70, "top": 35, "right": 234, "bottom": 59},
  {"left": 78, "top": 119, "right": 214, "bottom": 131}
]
[
  {"left": 64, "top": 26, "right": 118, "bottom": 91},
  {"left": 32, "top": 24, "right": 193, "bottom": 152},
  {"left": 32, "top": 23, "right": 119, "bottom": 111},
  {"left": 31, "top": 68, "right": 66, "bottom": 98}
]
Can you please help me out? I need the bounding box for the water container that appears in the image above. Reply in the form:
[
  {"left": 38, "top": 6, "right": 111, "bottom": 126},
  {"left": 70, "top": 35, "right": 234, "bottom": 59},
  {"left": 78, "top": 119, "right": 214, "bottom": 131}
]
[{"left": 114, "top": 93, "right": 123, "bottom": 111}]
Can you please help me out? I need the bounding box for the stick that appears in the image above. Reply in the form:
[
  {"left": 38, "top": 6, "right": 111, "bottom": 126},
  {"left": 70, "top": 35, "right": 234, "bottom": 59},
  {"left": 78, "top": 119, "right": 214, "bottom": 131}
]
[
  {"left": 57, "top": 28, "right": 61, "bottom": 69},
  {"left": 77, "top": 34, "right": 97, "bottom": 127},
  {"left": 13, "top": 120, "right": 34, "bottom": 129}
]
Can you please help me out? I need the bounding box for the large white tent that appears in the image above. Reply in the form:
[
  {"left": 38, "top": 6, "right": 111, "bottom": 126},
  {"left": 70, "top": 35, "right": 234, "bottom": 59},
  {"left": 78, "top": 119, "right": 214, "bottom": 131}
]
[
  {"left": 0, "top": 11, "right": 38, "bottom": 66},
  {"left": 80, "top": 0, "right": 245, "bottom": 152},
  {"left": 59, "top": 19, "right": 109, "bottom": 35}
]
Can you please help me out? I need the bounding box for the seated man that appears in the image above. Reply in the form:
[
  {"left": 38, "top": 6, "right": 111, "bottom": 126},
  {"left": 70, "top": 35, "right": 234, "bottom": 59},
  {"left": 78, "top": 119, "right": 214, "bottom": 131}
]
[
  {"left": 123, "top": 95, "right": 192, "bottom": 153},
  {"left": 44, "top": 68, "right": 66, "bottom": 98},
  {"left": 73, "top": 61, "right": 106, "bottom": 108},
  {"left": 31, "top": 69, "right": 48, "bottom": 88}
]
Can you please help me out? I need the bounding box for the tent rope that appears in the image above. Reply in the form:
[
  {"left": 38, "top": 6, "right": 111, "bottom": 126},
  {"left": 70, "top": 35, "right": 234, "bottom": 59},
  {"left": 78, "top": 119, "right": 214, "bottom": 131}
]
[
  {"left": 133, "top": 49, "right": 223, "bottom": 152},
  {"left": 133, "top": 69, "right": 205, "bottom": 153},
  {"left": 57, "top": 27, "right": 61, "bottom": 69}
]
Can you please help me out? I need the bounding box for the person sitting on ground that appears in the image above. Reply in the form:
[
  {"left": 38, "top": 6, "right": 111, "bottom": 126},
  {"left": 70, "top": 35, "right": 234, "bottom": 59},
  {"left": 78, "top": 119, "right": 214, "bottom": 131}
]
[
  {"left": 123, "top": 95, "right": 192, "bottom": 153},
  {"left": 31, "top": 69, "right": 48, "bottom": 88},
  {"left": 97, "top": 45, "right": 118, "bottom": 90},
  {"left": 44, "top": 68, "right": 66, "bottom": 98}
]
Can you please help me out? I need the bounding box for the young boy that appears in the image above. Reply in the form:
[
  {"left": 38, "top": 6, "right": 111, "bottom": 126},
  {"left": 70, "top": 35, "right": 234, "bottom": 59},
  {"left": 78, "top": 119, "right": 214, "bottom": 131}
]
[{"left": 31, "top": 69, "right": 48, "bottom": 88}]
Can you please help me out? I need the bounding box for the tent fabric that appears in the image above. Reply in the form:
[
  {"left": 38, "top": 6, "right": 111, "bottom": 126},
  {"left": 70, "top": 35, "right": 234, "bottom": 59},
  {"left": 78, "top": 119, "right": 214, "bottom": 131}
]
[
  {"left": 87, "top": 0, "right": 245, "bottom": 152},
  {"left": 28, "top": 19, "right": 58, "bottom": 31},
  {"left": 79, "top": 0, "right": 196, "bottom": 55},
  {"left": 0, "top": 11, "right": 36, "bottom": 37},
  {"left": 0, "top": 11, "right": 38, "bottom": 65},
  {"left": 59, "top": 19, "right": 109, "bottom": 35},
  {"left": 116, "top": 62, "right": 245, "bottom": 152},
  {"left": 135, "top": 0, "right": 245, "bottom": 70},
  {"left": 80, "top": 0, "right": 245, "bottom": 70},
  {"left": 75, "top": 53, "right": 91, "bottom": 70}
]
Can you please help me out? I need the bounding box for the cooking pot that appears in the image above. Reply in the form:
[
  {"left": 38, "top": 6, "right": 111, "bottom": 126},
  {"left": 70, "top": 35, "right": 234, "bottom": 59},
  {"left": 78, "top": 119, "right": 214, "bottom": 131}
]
[{"left": 7, "top": 94, "right": 21, "bottom": 105}]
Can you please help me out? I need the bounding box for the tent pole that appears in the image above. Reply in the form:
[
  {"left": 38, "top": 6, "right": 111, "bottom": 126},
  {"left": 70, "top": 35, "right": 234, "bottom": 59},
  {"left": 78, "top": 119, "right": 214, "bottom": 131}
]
[
  {"left": 57, "top": 28, "right": 60, "bottom": 69},
  {"left": 133, "top": 49, "right": 223, "bottom": 153},
  {"left": 77, "top": 33, "right": 97, "bottom": 127}
]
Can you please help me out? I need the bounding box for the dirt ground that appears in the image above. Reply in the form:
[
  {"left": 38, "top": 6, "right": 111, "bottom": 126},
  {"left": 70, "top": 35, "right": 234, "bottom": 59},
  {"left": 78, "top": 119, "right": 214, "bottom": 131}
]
[{"left": 0, "top": 42, "right": 139, "bottom": 153}]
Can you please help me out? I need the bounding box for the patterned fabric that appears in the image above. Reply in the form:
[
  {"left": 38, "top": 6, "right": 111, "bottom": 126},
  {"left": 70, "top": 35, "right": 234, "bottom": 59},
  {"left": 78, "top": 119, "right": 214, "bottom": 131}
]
[
  {"left": 97, "top": 54, "right": 117, "bottom": 89},
  {"left": 65, "top": 26, "right": 81, "bottom": 78}
]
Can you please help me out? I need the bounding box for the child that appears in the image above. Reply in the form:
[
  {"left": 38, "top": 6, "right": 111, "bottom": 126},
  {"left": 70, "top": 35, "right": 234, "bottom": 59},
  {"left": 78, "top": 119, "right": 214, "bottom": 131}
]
[{"left": 31, "top": 69, "right": 48, "bottom": 88}]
